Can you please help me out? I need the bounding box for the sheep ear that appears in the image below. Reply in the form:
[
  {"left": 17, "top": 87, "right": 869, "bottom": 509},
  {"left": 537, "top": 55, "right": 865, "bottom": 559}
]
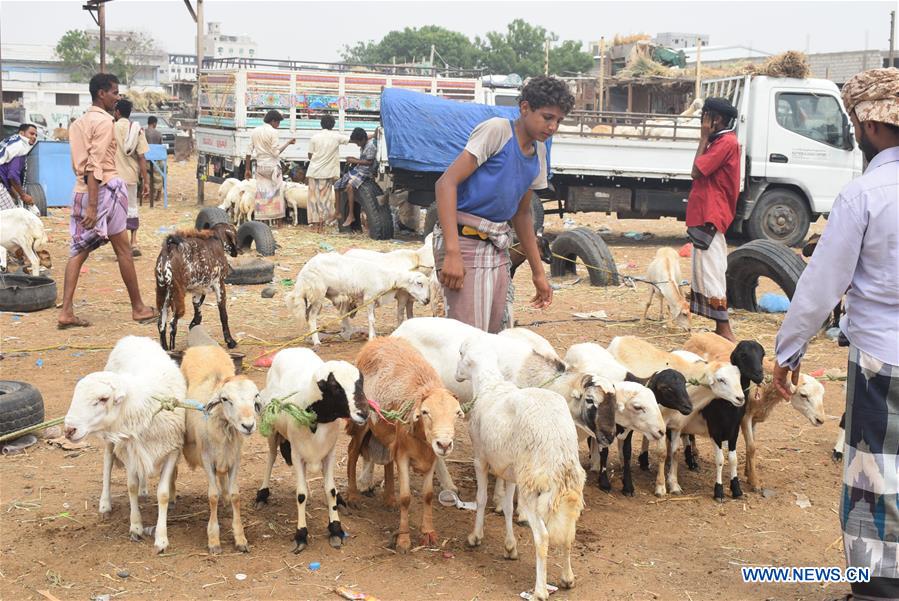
[
  {"left": 411, "top": 407, "right": 421, "bottom": 423},
  {"left": 108, "top": 377, "right": 127, "bottom": 405},
  {"left": 616, "top": 398, "right": 626, "bottom": 414}
]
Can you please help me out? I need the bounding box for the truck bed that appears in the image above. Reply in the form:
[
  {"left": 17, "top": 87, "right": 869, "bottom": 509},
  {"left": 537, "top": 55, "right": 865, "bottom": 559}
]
[{"left": 549, "top": 133, "right": 698, "bottom": 181}]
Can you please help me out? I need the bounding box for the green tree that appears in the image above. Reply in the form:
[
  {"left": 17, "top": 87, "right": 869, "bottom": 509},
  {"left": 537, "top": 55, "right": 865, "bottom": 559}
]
[
  {"left": 550, "top": 40, "right": 594, "bottom": 75},
  {"left": 477, "top": 19, "right": 592, "bottom": 78},
  {"left": 55, "top": 30, "right": 97, "bottom": 83},
  {"left": 108, "top": 31, "right": 156, "bottom": 85},
  {"left": 342, "top": 25, "right": 482, "bottom": 70}
]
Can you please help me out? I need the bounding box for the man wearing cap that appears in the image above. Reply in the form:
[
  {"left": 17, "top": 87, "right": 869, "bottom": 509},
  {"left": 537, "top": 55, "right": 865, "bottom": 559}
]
[
  {"left": 686, "top": 97, "right": 740, "bottom": 341},
  {"left": 773, "top": 68, "right": 899, "bottom": 601}
]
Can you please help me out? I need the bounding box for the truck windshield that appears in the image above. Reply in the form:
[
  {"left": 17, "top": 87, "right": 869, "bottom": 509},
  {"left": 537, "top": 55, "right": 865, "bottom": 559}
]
[
  {"left": 775, "top": 93, "right": 846, "bottom": 148},
  {"left": 132, "top": 115, "right": 172, "bottom": 128}
]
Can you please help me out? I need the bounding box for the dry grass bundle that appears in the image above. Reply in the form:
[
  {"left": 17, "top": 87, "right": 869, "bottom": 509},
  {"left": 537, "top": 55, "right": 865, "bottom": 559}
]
[
  {"left": 619, "top": 55, "right": 673, "bottom": 78},
  {"left": 612, "top": 33, "right": 651, "bottom": 46},
  {"left": 744, "top": 50, "right": 810, "bottom": 79},
  {"left": 126, "top": 90, "right": 172, "bottom": 112}
]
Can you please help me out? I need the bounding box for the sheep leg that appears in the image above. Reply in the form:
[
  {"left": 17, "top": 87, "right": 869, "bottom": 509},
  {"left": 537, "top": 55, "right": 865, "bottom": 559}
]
[
  {"left": 290, "top": 447, "right": 310, "bottom": 554},
  {"left": 493, "top": 477, "right": 505, "bottom": 514},
  {"left": 728, "top": 441, "right": 742, "bottom": 499},
  {"left": 587, "top": 437, "right": 601, "bottom": 471},
  {"left": 366, "top": 302, "right": 377, "bottom": 341},
  {"left": 405, "top": 297, "right": 414, "bottom": 321},
  {"left": 620, "top": 432, "right": 635, "bottom": 496},
  {"left": 99, "top": 442, "right": 114, "bottom": 518},
  {"left": 467, "top": 456, "right": 489, "bottom": 547},
  {"left": 228, "top": 460, "right": 248, "bottom": 552},
  {"left": 308, "top": 302, "right": 323, "bottom": 347},
  {"left": 21, "top": 244, "right": 41, "bottom": 276},
  {"left": 139, "top": 474, "right": 150, "bottom": 499},
  {"left": 665, "top": 431, "right": 683, "bottom": 495},
  {"left": 152, "top": 451, "right": 177, "bottom": 553},
  {"left": 684, "top": 434, "right": 700, "bottom": 471},
  {"left": 394, "top": 453, "right": 413, "bottom": 553},
  {"left": 741, "top": 419, "right": 760, "bottom": 491},
  {"left": 359, "top": 457, "right": 380, "bottom": 494},
  {"left": 435, "top": 456, "right": 458, "bottom": 494},
  {"left": 202, "top": 454, "right": 222, "bottom": 554},
  {"left": 833, "top": 413, "right": 846, "bottom": 462},
  {"left": 382, "top": 461, "right": 397, "bottom": 508},
  {"left": 345, "top": 430, "right": 363, "bottom": 507},
  {"left": 523, "top": 503, "right": 550, "bottom": 601},
  {"left": 502, "top": 480, "right": 518, "bottom": 560},
  {"left": 419, "top": 460, "right": 438, "bottom": 547},
  {"left": 653, "top": 436, "right": 667, "bottom": 497},
  {"left": 254, "top": 434, "right": 279, "bottom": 509},
  {"left": 322, "top": 447, "right": 346, "bottom": 548},
  {"left": 158, "top": 290, "right": 171, "bottom": 350},
  {"left": 712, "top": 442, "right": 726, "bottom": 502},
  {"left": 0, "top": 245, "right": 6, "bottom": 271},
  {"left": 641, "top": 288, "right": 655, "bottom": 323},
  {"left": 638, "top": 435, "right": 651, "bottom": 471},
  {"left": 189, "top": 294, "right": 205, "bottom": 329},
  {"left": 597, "top": 445, "right": 612, "bottom": 491},
  {"left": 126, "top": 465, "right": 145, "bottom": 542},
  {"left": 215, "top": 281, "right": 237, "bottom": 349}
]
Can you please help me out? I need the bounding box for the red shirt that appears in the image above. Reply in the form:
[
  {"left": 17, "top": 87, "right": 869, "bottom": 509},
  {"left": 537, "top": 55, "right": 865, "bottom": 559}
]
[{"left": 686, "top": 130, "right": 740, "bottom": 232}]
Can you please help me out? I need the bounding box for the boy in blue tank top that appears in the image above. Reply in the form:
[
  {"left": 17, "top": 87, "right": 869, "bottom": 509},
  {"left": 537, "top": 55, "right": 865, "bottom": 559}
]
[{"left": 433, "top": 76, "right": 574, "bottom": 332}]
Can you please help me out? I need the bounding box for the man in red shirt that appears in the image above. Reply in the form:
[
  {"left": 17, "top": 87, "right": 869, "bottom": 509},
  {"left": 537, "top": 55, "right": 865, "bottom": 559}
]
[{"left": 686, "top": 97, "right": 740, "bottom": 341}]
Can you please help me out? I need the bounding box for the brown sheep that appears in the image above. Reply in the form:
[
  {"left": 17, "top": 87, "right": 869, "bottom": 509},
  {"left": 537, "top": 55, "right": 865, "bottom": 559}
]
[{"left": 347, "top": 337, "right": 463, "bottom": 553}]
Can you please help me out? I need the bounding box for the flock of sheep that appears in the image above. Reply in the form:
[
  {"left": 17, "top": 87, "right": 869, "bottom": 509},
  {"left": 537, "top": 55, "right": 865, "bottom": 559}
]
[
  {"left": 217, "top": 177, "right": 316, "bottom": 226},
  {"left": 60, "top": 226, "right": 829, "bottom": 599}
]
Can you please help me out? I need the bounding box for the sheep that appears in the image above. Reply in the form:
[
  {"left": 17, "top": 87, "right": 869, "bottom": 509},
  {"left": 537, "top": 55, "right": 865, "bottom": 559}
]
[
  {"left": 0, "top": 207, "right": 51, "bottom": 274},
  {"left": 344, "top": 235, "right": 435, "bottom": 326},
  {"left": 63, "top": 336, "right": 185, "bottom": 553},
  {"left": 218, "top": 179, "right": 253, "bottom": 221},
  {"left": 609, "top": 335, "right": 744, "bottom": 496},
  {"left": 283, "top": 182, "right": 312, "bottom": 226},
  {"left": 217, "top": 177, "right": 240, "bottom": 204},
  {"left": 284, "top": 252, "right": 430, "bottom": 346},
  {"left": 642, "top": 247, "right": 690, "bottom": 331},
  {"left": 590, "top": 98, "right": 704, "bottom": 139},
  {"left": 673, "top": 337, "right": 767, "bottom": 501},
  {"left": 564, "top": 342, "right": 690, "bottom": 495},
  {"left": 155, "top": 223, "right": 239, "bottom": 351},
  {"left": 179, "top": 342, "right": 261, "bottom": 554},
  {"left": 455, "top": 336, "right": 585, "bottom": 601},
  {"left": 254, "top": 347, "right": 369, "bottom": 553},
  {"left": 234, "top": 180, "right": 258, "bottom": 225},
  {"left": 346, "top": 337, "right": 463, "bottom": 553},
  {"left": 833, "top": 413, "right": 846, "bottom": 462}
]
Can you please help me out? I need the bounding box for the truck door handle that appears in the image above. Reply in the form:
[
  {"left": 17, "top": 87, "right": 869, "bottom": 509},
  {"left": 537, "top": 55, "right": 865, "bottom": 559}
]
[{"left": 769, "top": 153, "right": 788, "bottom": 163}]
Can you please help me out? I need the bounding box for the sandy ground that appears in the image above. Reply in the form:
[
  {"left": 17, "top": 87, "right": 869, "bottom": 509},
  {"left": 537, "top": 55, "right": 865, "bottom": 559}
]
[{"left": 0, "top": 157, "right": 851, "bottom": 601}]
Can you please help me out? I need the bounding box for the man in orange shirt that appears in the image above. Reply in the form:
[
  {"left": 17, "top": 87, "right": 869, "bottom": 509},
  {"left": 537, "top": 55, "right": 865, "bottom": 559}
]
[{"left": 57, "top": 73, "right": 156, "bottom": 329}]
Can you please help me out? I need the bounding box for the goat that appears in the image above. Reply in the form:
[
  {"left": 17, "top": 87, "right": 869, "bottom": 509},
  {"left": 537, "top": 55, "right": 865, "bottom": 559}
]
[
  {"left": 179, "top": 342, "right": 260, "bottom": 553},
  {"left": 456, "top": 336, "right": 585, "bottom": 601},
  {"left": 347, "top": 337, "right": 463, "bottom": 553},
  {"left": 155, "top": 223, "right": 239, "bottom": 351},
  {"left": 642, "top": 247, "right": 690, "bottom": 330},
  {"left": 255, "top": 348, "right": 369, "bottom": 553},
  {"left": 63, "top": 336, "right": 185, "bottom": 553},
  {"left": 0, "top": 207, "right": 51, "bottom": 274},
  {"left": 285, "top": 252, "right": 430, "bottom": 346}
]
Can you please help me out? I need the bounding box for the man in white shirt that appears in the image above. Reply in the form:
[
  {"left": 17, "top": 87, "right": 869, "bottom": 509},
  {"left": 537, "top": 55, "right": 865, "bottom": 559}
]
[
  {"left": 112, "top": 99, "right": 149, "bottom": 256},
  {"left": 306, "top": 115, "right": 349, "bottom": 233},
  {"left": 244, "top": 110, "right": 294, "bottom": 220}
]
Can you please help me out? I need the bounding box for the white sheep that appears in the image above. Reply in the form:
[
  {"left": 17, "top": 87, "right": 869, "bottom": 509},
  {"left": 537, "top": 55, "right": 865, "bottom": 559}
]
[
  {"left": 218, "top": 178, "right": 253, "bottom": 221},
  {"left": 254, "top": 347, "right": 369, "bottom": 552},
  {"left": 63, "top": 336, "right": 186, "bottom": 553},
  {"left": 642, "top": 247, "right": 690, "bottom": 330},
  {"left": 0, "top": 207, "right": 51, "bottom": 274},
  {"left": 285, "top": 252, "right": 431, "bottom": 346},
  {"left": 179, "top": 343, "right": 260, "bottom": 554},
  {"left": 233, "top": 180, "right": 258, "bottom": 225},
  {"left": 217, "top": 177, "right": 240, "bottom": 204},
  {"left": 456, "top": 336, "right": 585, "bottom": 601}
]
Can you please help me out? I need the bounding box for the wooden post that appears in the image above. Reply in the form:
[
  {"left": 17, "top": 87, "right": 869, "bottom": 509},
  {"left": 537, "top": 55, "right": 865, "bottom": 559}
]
[
  {"left": 196, "top": 0, "right": 205, "bottom": 205},
  {"left": 98, "top": 1, "right": 107, "bottom": 72},
  {"left": 627, "top": 83, "right": 633, "bottom": 112},
  {"left": 694, "top": 36, "right": 701, "bottom": 101},
  {"left": 597, "top": 37, "right": 606, "bottom": 111},
  {"left": 890, "top": 10, "right": 896, "bottom": 67},
  {"left": 544, "top": 38, "right": 550, "bottom": 76}
]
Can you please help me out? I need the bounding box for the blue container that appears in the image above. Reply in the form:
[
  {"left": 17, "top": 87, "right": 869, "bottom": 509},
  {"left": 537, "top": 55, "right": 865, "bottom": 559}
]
[{"left": 25, "top": 141, "right": 77, "bottom": 208}]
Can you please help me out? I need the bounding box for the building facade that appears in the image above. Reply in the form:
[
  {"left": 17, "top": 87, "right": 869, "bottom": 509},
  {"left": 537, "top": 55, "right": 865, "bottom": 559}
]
[
  {"left": 203, "top": 22, "right": 257, "bottom": 60},
  {"left": 655, "top": 32, "right": 710, "bottom": 49}
]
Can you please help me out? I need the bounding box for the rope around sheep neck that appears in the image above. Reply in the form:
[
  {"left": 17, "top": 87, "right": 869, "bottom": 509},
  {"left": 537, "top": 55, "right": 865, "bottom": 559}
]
[{"left": 259, "top": 392, "right": 317, "bottom": 436}]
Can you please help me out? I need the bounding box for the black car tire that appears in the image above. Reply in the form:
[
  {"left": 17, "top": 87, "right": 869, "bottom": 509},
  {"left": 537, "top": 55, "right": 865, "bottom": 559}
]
[
  {"left": 0, "top": 381, "right": 45, "bottom": 439},
  {"left": 0, "top": 274, "right": 57, "bottom": 312},
  {"left": 225, "top": 258, "right": 275, "bottom": 285},
  {"left": 745, "top": 189, "right": 810, "bottom": 247},
  {"left": 195, "top": 207, "right": 231, "bottom": 231},
  {"left": 236, "top": 221, "right": 276, "bottom": 256},
  {"left": 726, "top": 239, "right": 806, "bottom": 312},
  {"left": 24, "top": 184, "right": 48, "bottom": 216},
  {"left": 356, "top": 181, "right": 393, "bottom": 240},
  {"left": 550, "top": 228, "right": 619, "bottom": 286}
]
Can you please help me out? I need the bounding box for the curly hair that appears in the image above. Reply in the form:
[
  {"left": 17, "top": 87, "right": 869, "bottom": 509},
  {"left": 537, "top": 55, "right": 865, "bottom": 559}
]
[{"left": 518, "top": 76, "right": 575, "bottom": 114}]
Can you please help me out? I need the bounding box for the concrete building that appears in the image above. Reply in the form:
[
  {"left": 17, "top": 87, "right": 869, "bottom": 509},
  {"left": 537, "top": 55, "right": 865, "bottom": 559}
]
[
  {"left": 807, "top": 50, "right": 896, "bottom": 85},
  {"left": 85, "top": 29, "right": 166, "bottom": 87},
  {"left": 655, "top": 32, "right": 709, "bottom": 49},
  {"left": 683, "top": 45, "right": 772, "bottom": 69},
  {"left": 162, "top": 53, "right": 198, "bottom": 83},
  {"left": 203, "top": 22, "right": 257, "bottom": 60}
]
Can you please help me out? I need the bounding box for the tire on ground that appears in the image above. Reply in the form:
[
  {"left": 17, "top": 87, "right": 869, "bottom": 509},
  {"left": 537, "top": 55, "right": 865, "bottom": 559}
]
[
  {"left": 726, "top": 239, "right": 806, "bottom": 312},
  {"left": 25, "top": 184, "right": 47, "bottom": 216},
  {"left": 0, "top": 274, "right": 57, "bottom": 312},
  {"left": 236, "top": 221, "right": 276, "bottom": 256},
  {"left": 0, "top": 381, "right": 45, "bottom": 439},
  {"left": 549, "top": 228, "right": 619, "bottom": 286},
  {"left": 195, "top": 206, "right": 231, "bottom": 231},
  {"left": 745, "top": 188, "right": 810, "bottom": 247},
  {"left": 225, "top": 258, "right": 275, "bottom": 285},
  {"left": 356, "top": 180, "right": 393, "bottom": 240}
]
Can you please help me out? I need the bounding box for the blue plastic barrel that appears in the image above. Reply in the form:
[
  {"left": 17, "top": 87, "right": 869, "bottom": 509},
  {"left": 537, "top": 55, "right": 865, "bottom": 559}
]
[{"left": 24, "top": 141, "right": 77, "bottom": 208}]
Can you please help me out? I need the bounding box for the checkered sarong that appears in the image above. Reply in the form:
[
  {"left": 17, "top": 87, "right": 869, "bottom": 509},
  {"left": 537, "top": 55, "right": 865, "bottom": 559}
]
[
  {"left": 841, "top": 345, "right": 899, "bottom": 600},
  {"left": 0, "top": 183, "right": 17, "bottom": 210}
]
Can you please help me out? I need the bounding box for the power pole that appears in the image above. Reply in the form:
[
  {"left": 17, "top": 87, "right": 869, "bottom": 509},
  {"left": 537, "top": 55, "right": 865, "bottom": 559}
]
[
  {"left": 694, "top": 35, "right": 702, "bottom": 101},
  {"left": 597, "top": 37, "right": 606, "bottom": 111},
  {"left": 98, "top": 1, "right": 106, "bottom": 71},
  {"left": 890, "top": 10, "right": 896, "bottom": 67}
]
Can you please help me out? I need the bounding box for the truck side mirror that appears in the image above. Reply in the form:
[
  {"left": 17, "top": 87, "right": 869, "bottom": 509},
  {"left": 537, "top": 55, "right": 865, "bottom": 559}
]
[{"left": 841, "top": 112, "right": 855, "bottom": 151}]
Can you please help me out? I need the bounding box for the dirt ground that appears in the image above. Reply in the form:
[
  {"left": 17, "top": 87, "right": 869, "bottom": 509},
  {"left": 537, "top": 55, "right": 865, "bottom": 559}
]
[{"left": 0, "top": 157, "right": 851, "bottom": 601}]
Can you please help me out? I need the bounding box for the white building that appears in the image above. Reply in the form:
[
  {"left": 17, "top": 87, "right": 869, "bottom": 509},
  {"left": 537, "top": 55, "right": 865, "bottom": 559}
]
[
  {"left": 161, "top": 54, "right": 198, "bottom": 83},
  {"left": 683, "top": 45, "right": 772, "bottom": 68},
  {"left": 203, "top": 22, "right": 257, "bottom": 60},
  {"left": 655, "top": 32, "right": 710, "bottom": 49}
]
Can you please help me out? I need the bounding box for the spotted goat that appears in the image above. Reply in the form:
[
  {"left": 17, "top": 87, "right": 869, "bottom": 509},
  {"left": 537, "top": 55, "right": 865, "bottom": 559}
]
[{"left": 155, "top": 223, "right": 239, "bottom": 350}]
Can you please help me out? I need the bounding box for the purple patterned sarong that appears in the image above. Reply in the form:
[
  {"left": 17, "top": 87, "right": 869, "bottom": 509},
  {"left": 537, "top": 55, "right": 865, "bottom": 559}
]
[{"left": 69, "top": 178, "right": 129, "bottom": 257}]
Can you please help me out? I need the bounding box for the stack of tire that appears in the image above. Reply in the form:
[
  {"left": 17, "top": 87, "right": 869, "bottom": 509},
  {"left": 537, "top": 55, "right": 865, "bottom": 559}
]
[{"left": 195, "top": 208, "right": 276, "bottom": 285}]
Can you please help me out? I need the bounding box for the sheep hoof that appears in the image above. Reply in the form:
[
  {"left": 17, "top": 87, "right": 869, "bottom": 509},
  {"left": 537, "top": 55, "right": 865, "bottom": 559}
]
[
  {"left": 383, "top": 496, "right": 398, "bottom": 509},
  {"left": 99, "top": 506, "right": 112, "bottom": 520},
  {"left": 420, "top": 531, "right": 439, "bottom": 547},
  {"left": 621, "top": 486, "right": 635, "bottom": 497},
  {"left": 637, "top": 452, "right": 650, "bottom": 471},
  {"left": 493, "top": 505, "right": 504, "bottom": 515},
  {"left": 329, "top": 535, "right": 344, "bottom": 549},
  {"left": 235, "top": 543, "right": 249, "bottom": 553},
  {"left": 254, "top": 487, "right": 270, "bottom": 509},
  {"left": 208, "top": 545, "right": 222, "bottom": 555},
  {"left": 533, "top": 589, "right": 549, "bottom": 601},
  {"left": 730, "top": 477, "right": 743, "bottom": 499},
  {"left": 560, "top": 574, "right": 575, "bottom": 589},
  {"left": 466, "top": 532, "right": 482, "bottom": 547},
  {"left": 832, "top": 450, "right": 843, "bottom": 463},
  {"left": 515, "top": 516, "right": 529, "bottom": 527},
  {"left": 344, "top": 492, "right": 364, "bottom": 509},
  {"left": 129, "top": 531, "right": 143, "bottom": 542},
  {"left": 654, "top": 486, "right": 666, "bottom": 498},
  {"left": 292, "top": 541, "right": 307, "bottom": 554},
  {"left": 393, "top": 532, "right": 411, "bottom": 553},
  {"left": 440, "top": 484, "right": 459, "bottom": 495},
  {"left": 154, "top": 539, "right": 169, "bottom": 554},
  {"left": 292, "top": 527, "right": 309, "bottom": 554},
  {"left": 668, "top": 485, "right": 683, "bottom": 496},
  {"left": 226, "top": 338, "right": 237, "bottom": 349},
  {"left": 713, "top": 483, "right": 725, "bottom": 502},
  {"left": 597, "top": 471, "right": 611, "bottom": 492},
  {"left": 327, "top": 521, "right": 345, "bottom": 549},
  {"left": 503, "top": 543, "right": 518, "bottom": 560}
]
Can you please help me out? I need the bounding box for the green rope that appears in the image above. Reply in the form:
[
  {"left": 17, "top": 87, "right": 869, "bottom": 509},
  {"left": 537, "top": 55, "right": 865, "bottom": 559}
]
[
  {"left": 259, "top": 392, "right": 318, "bottom": 436},
  {"left": 0, "top": 416, "right": 65, "bottom": 444},
  {"left": 460, "top": 397, "right": 476, "bottom": 414},
  {"left": 377, "top": 399, "right": 416, "bottom": 424},
  {"left": 151, "top": 396, "right": 207, "bottom": 417}
]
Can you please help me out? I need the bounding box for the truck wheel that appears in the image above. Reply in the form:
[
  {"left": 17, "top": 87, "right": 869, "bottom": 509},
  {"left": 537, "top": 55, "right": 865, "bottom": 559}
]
[
  {"left": 25, "top": 184, "right": 47, "bottom": 216},
  {"left": 0, "top": 381, "right": 45, "bottom": 439},
  {"left": 726, "top": 240, "right": 806, "bottom": 312},
  {"left": 357, "top": 181, "right": 393, "bottom": 240},
  {"left": 530, "top": 193, "right": 545, "bottom": 232},
  {"left": 550, "top": 228, "right": 619, "bottom": 286},
  {"left": 195, "top": 207, "right": 231, "bottom": 230},
  {"left": 236, "top": 221, "right": 276, "bottom": 256},
  {"left": 0, "top": 274, "right": 57, "bottom": 312},
  {"left": 745, "top": 189, "right": 810, "bottom": 247}
]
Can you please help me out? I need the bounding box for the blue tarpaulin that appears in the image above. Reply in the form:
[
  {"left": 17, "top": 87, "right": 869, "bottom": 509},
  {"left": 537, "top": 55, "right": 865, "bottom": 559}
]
[{"left": 380, "top": 88, "right": 550, "bottom": 174}]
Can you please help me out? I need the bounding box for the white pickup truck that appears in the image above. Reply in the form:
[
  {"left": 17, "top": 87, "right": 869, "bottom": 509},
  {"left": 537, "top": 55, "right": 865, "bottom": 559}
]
[{"left": 545, "top": 75, "right": 863, "bottom": 246}]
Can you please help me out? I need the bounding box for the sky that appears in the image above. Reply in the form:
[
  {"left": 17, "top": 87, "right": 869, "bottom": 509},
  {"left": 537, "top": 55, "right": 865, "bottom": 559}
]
[{"left": 0, "top": 0, "right": 894, "bottom": 61}]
